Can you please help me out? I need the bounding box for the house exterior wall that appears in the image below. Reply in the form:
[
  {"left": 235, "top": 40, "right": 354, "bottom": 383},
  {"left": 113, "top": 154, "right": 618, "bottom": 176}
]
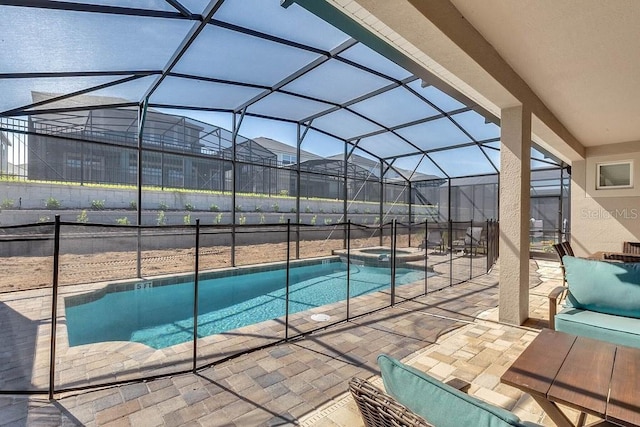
[{"left": 570, "top": 141, "right": 640, "bottom": 256}]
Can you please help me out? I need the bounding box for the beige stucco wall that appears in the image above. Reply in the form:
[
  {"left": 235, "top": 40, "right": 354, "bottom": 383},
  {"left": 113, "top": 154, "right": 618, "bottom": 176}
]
[{"left": 571, "top": 141, "right": 640, "bottom": 256}]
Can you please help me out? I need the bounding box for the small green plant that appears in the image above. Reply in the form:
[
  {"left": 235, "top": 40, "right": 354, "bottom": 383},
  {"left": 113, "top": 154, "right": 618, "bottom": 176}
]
[
  {"left": 238, "top": 214, "right": 246, "bottom": 225},
  {"left": 116, "top": 217, "right": 130, "bottom": 225},
  {"left": 210, "top": 204, "right": 220, "bottom": 212},
  {"left": 271, "top": 202, "right": 279, "bottom": 212},
  {"left": 324, "top": 218, "right": 333, "bottom": 225},
  {"left": 364, "top": 208, "right": 371, "bottom": 214},
  {"left": 279, "top": 189, "right": 289, "bottom": 197},
  {"left": 374, "top": 216, "right": 380, "bottom": 225},
  {"left": 1, "top": 198, "right": 14, "bottom": 209},
  {"left": 156, "top": 210, "right": 166, "bottom": 226},
  {"left": 279, "top": 214, "right": 285, "bottom": 224},
  {"left": 46, "top": 197, "right": 61, "bottom": 209},
  {"left": 215, "top": 212, "right": 223, "bottom": 224},
  {"left": 129, "top": 201, "right": 137, "bottom": 210},
  {"left": 38, "top": 216, "right": 50, "bottom": 223},
  {"left": 76, "top": 210, "right": 89, "bottom": 223},
  {"left": 305, "top": 206, "right": 312, "bottom": 213},
  {"left": 183, "top": 214, "right": 191, "bottom": 225},
  {"left": 319, "top": 208, "right": 325, "bottom": 214},
  {"left": 259, "top": 213, "right": 265, "bottom": 224},
  {"left": 158, "top": 201, "right": 169, "bottom": 211},
  {"left": 290, "top": 207, "right": 296, "bottom": 213},
  {"left": 254, "top": 205, "right": 262, "bottom": 212},
  {"left": 185, "top": 202, "right": 194, "bottom": 211},
  {"left": 310, "top": 215, "right": 317, "bottom": 225},
  {"left": 91, "top": 199, "right": 105, "bottom": 210},
  {"left": 362, "top": 218, "right": 368, "bottom": 224},
  {"left": 235, "top": 204, "right": 243, "bottom": 212},
  {"left": 331, "top": 208, "right": 337, "bottom": 214}
]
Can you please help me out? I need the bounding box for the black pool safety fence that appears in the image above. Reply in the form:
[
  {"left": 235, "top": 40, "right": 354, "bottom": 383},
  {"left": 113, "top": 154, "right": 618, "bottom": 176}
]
[{"left": 0, "top": 217, "right": 498, "bottom": 398}]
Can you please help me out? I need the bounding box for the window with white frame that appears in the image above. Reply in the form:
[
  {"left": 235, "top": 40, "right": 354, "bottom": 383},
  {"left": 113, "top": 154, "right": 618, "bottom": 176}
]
[
  {"left": 281, "top": 154, "right": 297, "bottom": 165},
  {"left": 596, "top": 161, "right": 633, "bottom": 189}
]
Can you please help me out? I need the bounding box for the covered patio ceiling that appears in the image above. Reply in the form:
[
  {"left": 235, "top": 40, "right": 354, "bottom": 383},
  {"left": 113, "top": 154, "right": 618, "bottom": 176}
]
[
  {"left": 322, "top": 0, "right": 640, "bottom": 161},
  {"left": 0, "top": 0, "right": 564, "bottom": 181}
]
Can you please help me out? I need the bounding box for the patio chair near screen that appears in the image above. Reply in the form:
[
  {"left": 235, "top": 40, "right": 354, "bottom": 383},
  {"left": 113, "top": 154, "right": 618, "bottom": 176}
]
[
  {"left": 451, "top": 226, "right": 484, "bottom": 256},
  {"left": 418, "top": 230, "right": 444, "bottom": 253}
]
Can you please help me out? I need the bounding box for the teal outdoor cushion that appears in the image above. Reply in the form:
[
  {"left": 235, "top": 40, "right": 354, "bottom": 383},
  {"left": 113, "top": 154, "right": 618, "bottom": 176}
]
[
  {"left": 555, "top": 307, "right": 640, "bottom": 349},
  {"left": 378, "top": 354, "right": 534, "bottom": 427},
  {"left": 563, "top": 256, "right": 640, "bottom": 318}
]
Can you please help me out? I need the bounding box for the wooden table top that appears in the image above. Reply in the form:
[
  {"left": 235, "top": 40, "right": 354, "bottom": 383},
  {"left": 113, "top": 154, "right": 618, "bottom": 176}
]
[
  {"left": 589, "top": 251, "right": 640, "bottom": 262},
  {"left": 501, "top": 329, "right": 640, "bottom": 426}
]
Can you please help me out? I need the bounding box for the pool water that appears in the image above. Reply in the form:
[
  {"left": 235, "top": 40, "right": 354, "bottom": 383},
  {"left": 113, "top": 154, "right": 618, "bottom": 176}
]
[{"left": 65, "top": 260, "right": 428, "bottom": 349}]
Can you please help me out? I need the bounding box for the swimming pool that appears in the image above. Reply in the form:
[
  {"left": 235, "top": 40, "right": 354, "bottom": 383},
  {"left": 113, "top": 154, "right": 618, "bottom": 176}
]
[{"left": 65, "top": 259, "right": 430, "bottom": 349}]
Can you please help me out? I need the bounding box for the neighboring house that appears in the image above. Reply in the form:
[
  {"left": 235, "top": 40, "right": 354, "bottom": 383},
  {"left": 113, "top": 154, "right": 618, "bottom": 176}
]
[
  {"left": 27, "top": 92, "right": 208, "bottom": 189},
  {"left": 21, "top": 95, "right": 446, "bottom": 202},
  {"left": 251, "top": 137, "right": 322, "bottom": 166},
  {"left": 0, "top": 127, "right": 9, "bottom": 176}
]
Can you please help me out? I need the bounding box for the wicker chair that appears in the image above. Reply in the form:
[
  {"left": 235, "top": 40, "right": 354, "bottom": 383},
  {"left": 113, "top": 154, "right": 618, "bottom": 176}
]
[
  {"left": 552, "top": 242, "right": 570, "bottom": 280},
  {"left": 560, "top": 240, "right": 574, "bottom": 256},
  {"left": 349, "top": 377, "right": 433, "bottom": 427},
  {"left": 623, "top": 241, "right": 640, "bottom": 254},
  {"left": 549, "top": 242, "right": 572, "bottom": 329}
]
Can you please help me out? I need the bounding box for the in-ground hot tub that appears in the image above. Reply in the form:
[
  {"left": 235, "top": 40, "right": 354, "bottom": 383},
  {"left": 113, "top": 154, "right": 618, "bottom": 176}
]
[
  {"left": 333, "top": 246, "right": 428, "bottom": 267},
  {"left": 360, "top": 248, "right": 414, "bottom": 256}
]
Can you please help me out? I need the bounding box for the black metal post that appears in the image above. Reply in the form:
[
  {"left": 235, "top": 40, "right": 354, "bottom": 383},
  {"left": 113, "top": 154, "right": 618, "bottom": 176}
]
[
  {"left": 424, "top": 219, "right": 428, "bottom": 296},
  {"left": 391, "top": 219, "right": 396, "bottom": 306},
  {"left": 408, "top": 185, "right": 412, "bottom": 248},
  {"left": 136, "top": 101, "right": 147, "bottom": 278},
  {"left": 48, "top": 215, "right": 61, "bottom": 400},
  {"left": 296, "top": 125, "right": 301, "bottom": 259},
  {"left": 346, "top": 220, "right": 351, "bottom": 320},
  {"left": 285, "top": 219, "right": 291, "bottom": 340},
  {"left": 192, "top": 219, "right": 200, "bottom": 372},
  {"left": 379, "top": 161, "right": 384, "bottom": 246},
  {"left": 343, "top": 142, "right": 348, "bottom": 249},
  {"left": 231, "top": 115, "right": 237, "bottom": 268},
  {"left": 486, "top": 219, "right": 490, "bottom": 273},
  {"left": 448, "top": 179, "right": 452, "bottom": 287},
  {"left": 469, "top": 219, "right": 473, "bottom": 281},
  {"left": 448, "top": 219, "right": 453, "bottom": 287}
]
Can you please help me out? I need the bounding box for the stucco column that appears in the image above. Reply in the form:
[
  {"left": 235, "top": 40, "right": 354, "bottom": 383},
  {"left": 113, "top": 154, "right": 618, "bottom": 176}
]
[{"left": 499, "top": 105, "right": 531, "bottom": 325}]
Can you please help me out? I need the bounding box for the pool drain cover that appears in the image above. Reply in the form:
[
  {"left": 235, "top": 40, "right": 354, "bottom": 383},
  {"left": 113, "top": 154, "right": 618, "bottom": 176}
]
[{"left": 311, "top": 314, "right": 331, "bottom": 322}]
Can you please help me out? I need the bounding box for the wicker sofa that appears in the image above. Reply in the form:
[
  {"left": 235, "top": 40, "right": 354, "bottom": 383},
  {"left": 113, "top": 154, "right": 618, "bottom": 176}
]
[
  {"left": 549, "top": 255, "right": 640, "bottom": 348},
  {"left": 349, "top": 355, "right": 542, "bottom": 427}
]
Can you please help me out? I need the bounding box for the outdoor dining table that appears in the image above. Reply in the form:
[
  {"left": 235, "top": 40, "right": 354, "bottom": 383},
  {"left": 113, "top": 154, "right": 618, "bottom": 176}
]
[{"left": 501, "top": 329, "right": 640, "bottom": 427}]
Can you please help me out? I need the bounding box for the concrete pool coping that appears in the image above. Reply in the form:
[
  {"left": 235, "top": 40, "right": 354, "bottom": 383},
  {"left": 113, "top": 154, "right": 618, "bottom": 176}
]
[
  {"left": 64, "top": 255, "right": 345, "bottom": 307},
  {"left": 0, "top": 251, "right": 486, "bottom": 395}
]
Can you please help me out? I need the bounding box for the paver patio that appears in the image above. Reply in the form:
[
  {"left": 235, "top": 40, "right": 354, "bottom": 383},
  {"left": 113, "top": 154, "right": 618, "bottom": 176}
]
[{"left": 0, "top": 259, "right": 590, "bottom": 427}]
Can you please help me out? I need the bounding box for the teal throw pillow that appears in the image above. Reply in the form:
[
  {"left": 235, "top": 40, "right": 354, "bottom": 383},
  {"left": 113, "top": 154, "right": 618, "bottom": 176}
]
[{"left": 563, "top": 256, "right": 640, "bottom": 318}]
